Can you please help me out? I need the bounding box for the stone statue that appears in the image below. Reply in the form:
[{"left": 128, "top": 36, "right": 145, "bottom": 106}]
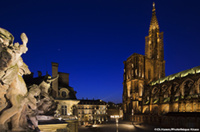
[
  {"left": 18, "top": 76, "right": 58, "bottom": 132},
  {"left": 27, "top": 85, "right": 41, "bottom": 110},
  {"left": 22, "top": 84, "right": 41, "bottom": 131},
  {"left": 0, "top": 28, "right": 60, "bottom": 132},
  {"left": 37, "top": 75, "right": 58, "bottom": 115},
  {"left": 0, "top": 27, "right": 30, "bottom": 131}
]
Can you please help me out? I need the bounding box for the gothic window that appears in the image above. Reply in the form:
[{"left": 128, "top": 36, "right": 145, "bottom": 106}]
[
  {"left": 127, "top": 86, "right": 131, "bottom": 97},
  {"left": 194, "top": 104, "right": 197, "bottom": 112},
  {"left": 129, "top": 70, "right": 131, "bottom": 78},
  {"left": 132, "top": 69, "right": 134, "bottom": 77},
  {"left": 61, "top": 105, "right": 67, "bottom": 115},
  {"left": 152, "top": 87, "right": 158, "bottom": 95},
  {"left": 173, "top": 83, "right": 180, "bottom": 97},
  {"left": 148, "top": 69, "right": 151, "bottom": 80},
  {"left": 135, "top": 69, "right": 137, "bottom": 76},
  {"left": 139, "top": 84, "right": 143, "bottom": 97},
  {"left": 139, "top": 65, "right": 142, "bottom": 77},
  {"left": 183, "top": 80, "right": 193, "bottom": 96},
  {"left": 162, "top": 86, "right": 169, "bottom": 98}
]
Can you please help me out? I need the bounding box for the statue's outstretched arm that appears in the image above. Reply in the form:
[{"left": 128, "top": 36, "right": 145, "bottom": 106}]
[{"left": 19, "top": 33, "right": 28, "bottom": 54}]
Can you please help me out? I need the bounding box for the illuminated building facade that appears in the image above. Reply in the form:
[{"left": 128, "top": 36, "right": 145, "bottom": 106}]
[
  {"left": 77, "top": 99, "right": 107, "bottom": 125},
  {"left": 51, "top": 62, "right": 80, "bottom": 119},
  {"left": 123, "top": 3, "right": 200, "bottom": 127},
  {"left": 107, "top": 102, "right": 123, "bottom": 120}
]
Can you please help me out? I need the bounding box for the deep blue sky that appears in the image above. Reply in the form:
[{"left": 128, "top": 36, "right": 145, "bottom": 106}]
[{"left": 1, "top": 0, "right": 200, "bottom": 103}]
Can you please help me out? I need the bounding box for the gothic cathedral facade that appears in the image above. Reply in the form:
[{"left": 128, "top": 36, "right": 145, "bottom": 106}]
[
  {"left": 123, "top": 3, "right": 165, "bottom": 119},
  {"left": 123, "top": 3, "right": 200, "bottom": 127}
]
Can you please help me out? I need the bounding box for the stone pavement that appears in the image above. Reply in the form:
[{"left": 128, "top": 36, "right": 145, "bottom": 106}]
[{"left": 78, "top": 121, "right": 156, "bottom": 132}]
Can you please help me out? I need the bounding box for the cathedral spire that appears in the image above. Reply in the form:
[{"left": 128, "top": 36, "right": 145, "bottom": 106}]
[
  {"left": 152, "top": 2, "right": 155, "bottom": 12},
  {"left": 149, "top": 2, "right": 159, "bottom": 32},
  {"left": 145, "top": 2, "right": 164, "bottom": 61}
]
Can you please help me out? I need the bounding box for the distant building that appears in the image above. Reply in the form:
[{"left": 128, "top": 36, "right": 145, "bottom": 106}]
[
  {"left": 77, "top": 99, "right": 107, "bottom": 125},
  {"left": 107, "top": 102, "right": 123, "bottom": 120},
  {"left": 123, "top": 3, "right": 200, "bottom": 128}
]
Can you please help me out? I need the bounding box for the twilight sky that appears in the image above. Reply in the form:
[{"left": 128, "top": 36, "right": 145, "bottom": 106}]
[{"left": 1, "top": 0, "right": 200, "bottom": 103}]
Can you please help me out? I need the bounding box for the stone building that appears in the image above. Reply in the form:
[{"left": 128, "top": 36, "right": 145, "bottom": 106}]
[
  {"left": 77, "top": 99, "right": 107, "bottom": 125},
  {"left": 24, "top": 62, "right": 80, "bottom": 120},
  {"left": 51, "top": 62, "right": 80, "bottom": 120},
  {"left": 122, "top": 3, "right": 200, "bottom": 127},
  {"left": 107, "top": 102, "right": 123, "bottom": 120}
]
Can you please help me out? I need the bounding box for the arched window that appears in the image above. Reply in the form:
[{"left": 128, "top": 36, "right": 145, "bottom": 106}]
[
  {"left": 61, "top": 105, "right": 67, "bottom": 115},
  {"left": 148, "top": 69, "right": 151, "bottom": 80},
  {"left": 139, "top": 84, "right": 143, "bottom": 97},
  {"left": 62, "top": 91, "right": 67, "bottom": 98}
]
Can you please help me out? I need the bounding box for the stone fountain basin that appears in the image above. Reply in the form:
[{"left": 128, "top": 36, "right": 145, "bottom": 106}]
[{"left": 37, "top": 116, "right": 68, "bottom": 132}]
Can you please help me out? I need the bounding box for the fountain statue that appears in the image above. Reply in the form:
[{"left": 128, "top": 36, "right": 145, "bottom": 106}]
[{"left": 0, "top": 28, "right": 59, "bottom": 132}]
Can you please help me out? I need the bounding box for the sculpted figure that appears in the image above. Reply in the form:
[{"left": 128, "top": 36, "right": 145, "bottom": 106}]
[
  {"left": 0, "top": 28, "right": 60, "bottom": 131},
  {"left": 25, "top": 85, "right": 41, "bottom": 132},
  {"left": 0, "top": 27, "right": 30, "bottom": 131},
  {"left": 37, "top": 75, "right": 58, "bottom": 115}
]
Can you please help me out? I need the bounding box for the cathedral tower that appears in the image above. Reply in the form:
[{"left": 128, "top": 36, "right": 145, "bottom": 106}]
[
  {"left": 123, "top": 3, "right": 165, "bottom": 120},
  {"left": 145, "top": 2, "right": 165, "bottom": 82}
]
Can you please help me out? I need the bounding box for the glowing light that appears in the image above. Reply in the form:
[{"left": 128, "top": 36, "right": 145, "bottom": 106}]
[
  {"left": 110, "top": 115, "right": 120, "bottom": 118},
  {"left": 153, "top": 2, "right": 155, "bottom": 8}
]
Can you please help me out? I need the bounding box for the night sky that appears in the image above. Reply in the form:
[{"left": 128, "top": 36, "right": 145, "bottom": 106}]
[{"left": 1, "top": 0, "right": 200, "bottom": 103}]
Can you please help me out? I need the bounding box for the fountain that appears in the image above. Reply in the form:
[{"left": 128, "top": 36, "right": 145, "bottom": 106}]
[{"left": 0, "top": 27, "right": 70, "bottom": 132}]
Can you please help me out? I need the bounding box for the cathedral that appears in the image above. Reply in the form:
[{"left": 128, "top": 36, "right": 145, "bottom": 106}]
[{"left": 123, "top": 3, "right": 200, "bottom": 127}]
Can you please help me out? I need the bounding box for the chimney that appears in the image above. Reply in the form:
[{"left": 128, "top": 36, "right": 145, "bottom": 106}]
[
  {"left": 52, "top": 62, "right": 59, "bottom": 98},
  {"left": 37, "top": 71, "right": 42, "bottom": 77}
]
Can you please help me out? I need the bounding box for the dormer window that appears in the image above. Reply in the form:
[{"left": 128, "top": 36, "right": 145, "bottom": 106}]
[{"left": 62, "top": 91, "right": 67, "bottom": 98}]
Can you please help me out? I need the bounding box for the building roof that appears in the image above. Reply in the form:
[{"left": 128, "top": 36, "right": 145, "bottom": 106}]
[
  {"left": 126, "top": 53, "right": 144, "bottom": 61},
  {"left": 150, "top": 65, "right": 200, "bottom": 86}
]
